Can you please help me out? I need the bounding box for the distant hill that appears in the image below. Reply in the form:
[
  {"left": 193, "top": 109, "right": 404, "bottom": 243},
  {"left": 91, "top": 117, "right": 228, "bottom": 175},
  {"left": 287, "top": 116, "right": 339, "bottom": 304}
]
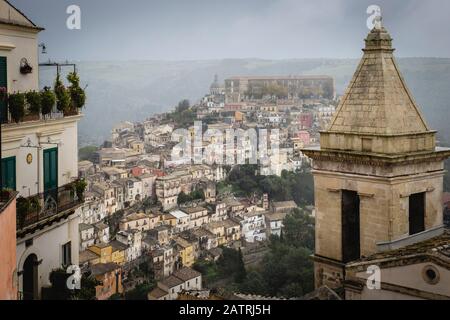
[{"left": 39, "top": 58, "right": 450, "bottom": 146}]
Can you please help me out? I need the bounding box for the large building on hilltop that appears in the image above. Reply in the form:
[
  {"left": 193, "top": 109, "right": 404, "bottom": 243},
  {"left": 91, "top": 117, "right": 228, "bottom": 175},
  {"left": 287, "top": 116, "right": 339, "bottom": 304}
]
[
  {"left": 303, "top": 24, "right": 450, "bottom": 299},
  {"left": 225, "top": 75, "right": 335, "bottom": 103}
]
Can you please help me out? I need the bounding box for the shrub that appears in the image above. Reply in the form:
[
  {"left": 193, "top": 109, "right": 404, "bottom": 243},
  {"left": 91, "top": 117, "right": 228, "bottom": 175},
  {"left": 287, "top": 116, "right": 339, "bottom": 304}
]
[
  {"left": 26, "top": 91, "right": 42, "bottom": 115},
  {"left": 74, "top": 179, "right": 87, "bottom": 201},
  {"left": 41, "top": 88, "right": 56, "bottom": 115},
  {"left": 54, "top": 74, "right": 71, "bottom": 113},
  {"left": 67, "top": 72, "right": 86, "bottom": 109},
  {"left": 8, "top": 92, "right": 25, "bottom": 123}
]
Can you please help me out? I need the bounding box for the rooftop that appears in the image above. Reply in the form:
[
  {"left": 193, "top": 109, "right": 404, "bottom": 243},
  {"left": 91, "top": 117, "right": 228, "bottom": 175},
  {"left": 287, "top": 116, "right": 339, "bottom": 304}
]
[
  {"left": 148, "top": 287, "right": 168, "bottom": 299},
  {"left": 169, "top": 209, "right": 189, "bottom": 219},
  {"left": 91, "top": 262, "right": 120, "bottom": 276},
  {"left": 272, "top": 201, "right": 297, "bottom": 209},
  {"left": 173, "top": 267, "right": 202, "bottom": 282},
  {"left": 347, "top": 230, "right": 450, "bottom": 267},
  {"left": 160, "top": 275, "right": 184, "bottom": 288}
]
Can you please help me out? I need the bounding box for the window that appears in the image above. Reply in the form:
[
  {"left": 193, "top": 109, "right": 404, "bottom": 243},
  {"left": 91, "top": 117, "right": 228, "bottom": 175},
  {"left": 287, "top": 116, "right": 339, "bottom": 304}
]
[
  {"left": 409, "top": 193, "right": 425, "bottom": 235},
  {"left": 342, "top": 190, "right": 360, "bottom": 263},
  {"left": 1, "top": 156, "right": 16, "bottom": 190},
  {"left": 422, "top": 265, "right": 440, "bottom": 285},
  {"left": 62, "top": 242, "right": 72, "bottom": 266}
]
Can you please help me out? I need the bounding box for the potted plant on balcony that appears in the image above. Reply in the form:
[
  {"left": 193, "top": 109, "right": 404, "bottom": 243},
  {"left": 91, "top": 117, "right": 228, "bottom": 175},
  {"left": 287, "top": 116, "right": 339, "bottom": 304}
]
[
  {"left": 74, "top": 179, "right": 87, "bottom": 201},
  {"left": 16, "top": 197, "right": 31, "bottom": 228},
  {"left": 24, "top": 91, "right": 42, "bottom": 121},
  {"left": 54, "top": 74, "right": 71, "bottom": 115},
  {"left": 67, "top": 72, "right": 86, "bottom": 113},
  {"left": 16, "top": 196, "right": 41, "bottom": 229},
  {"left": 40, "top": 87, "right": 56, "bottom": 116},
  {"left": 8, "top": 92, "right": 26, "bottom": 123}
]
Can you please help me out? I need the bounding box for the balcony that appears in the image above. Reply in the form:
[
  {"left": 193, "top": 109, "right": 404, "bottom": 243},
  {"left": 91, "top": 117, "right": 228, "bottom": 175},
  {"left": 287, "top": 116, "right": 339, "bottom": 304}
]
[
  {"left": 16, "top": 181, "right": 84, "bottom": 237},
  {"left": 1, "top": 109, "right": 80, "bottom": 126},
  {"left": 0, "top": 190, "right": 18, "bottom": 215}
]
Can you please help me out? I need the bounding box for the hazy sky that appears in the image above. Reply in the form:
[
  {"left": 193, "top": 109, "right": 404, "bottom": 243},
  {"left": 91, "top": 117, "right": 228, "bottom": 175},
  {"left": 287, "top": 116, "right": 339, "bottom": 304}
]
[{"left": 10, "top": 0, "right": 450, "bottom": 61}]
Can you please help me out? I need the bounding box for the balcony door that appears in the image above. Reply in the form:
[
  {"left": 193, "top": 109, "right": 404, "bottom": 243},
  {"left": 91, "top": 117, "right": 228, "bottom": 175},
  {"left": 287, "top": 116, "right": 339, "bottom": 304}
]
[
  {"left": 0, "top": 56, "right": 6, "bottom": 123},
  {"left": 44, "top": 148, "right": 58, "bottom": 206}
]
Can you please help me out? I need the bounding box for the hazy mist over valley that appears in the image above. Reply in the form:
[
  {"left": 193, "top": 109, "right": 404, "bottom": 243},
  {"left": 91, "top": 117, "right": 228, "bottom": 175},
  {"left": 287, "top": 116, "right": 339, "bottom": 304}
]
[{"left": 39, "top": 58, "right": 450, "bottom": 147}]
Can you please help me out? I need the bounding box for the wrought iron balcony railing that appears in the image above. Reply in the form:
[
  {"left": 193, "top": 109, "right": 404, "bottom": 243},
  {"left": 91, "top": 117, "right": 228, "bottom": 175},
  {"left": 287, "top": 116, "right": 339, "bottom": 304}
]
[{"left": 17, "top": 182, "right": 84, "bottom": 232}]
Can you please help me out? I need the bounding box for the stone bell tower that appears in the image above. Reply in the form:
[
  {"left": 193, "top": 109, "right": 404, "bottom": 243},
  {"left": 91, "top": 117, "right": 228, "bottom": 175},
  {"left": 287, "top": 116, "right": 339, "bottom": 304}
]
[{"left": 303, "top": 25, "right": 450, "bottom": 290}]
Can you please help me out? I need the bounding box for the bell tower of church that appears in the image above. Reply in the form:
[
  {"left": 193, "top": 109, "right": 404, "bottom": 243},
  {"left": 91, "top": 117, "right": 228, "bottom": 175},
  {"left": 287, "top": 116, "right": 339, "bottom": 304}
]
[{"left": 303, "top": 25, "right": 450, "bottom": 289}]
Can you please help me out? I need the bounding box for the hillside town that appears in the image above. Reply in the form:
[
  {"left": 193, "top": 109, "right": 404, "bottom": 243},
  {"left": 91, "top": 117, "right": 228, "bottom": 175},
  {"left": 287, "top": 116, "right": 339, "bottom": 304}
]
[
  {"left": 74, "top": 73, "right": 336, "bottom": 300},
  {"left": 2, "top": 0, "right": 450, "bottom": 303}
]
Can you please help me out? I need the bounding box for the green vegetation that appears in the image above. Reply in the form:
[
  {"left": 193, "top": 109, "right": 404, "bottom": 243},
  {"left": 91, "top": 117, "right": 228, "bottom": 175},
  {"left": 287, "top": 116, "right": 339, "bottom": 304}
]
[
  {"left": 239, "top": 208, "right": 315, "bottom": 298},
  {"left": 226, "top": 165, "right": 314, "bottom": 206},
  {"left": 167, "top": 99, "right": 197, "bottom": 128},
  {"left": 192, "top": 260, "right": 220, "bottom": 284},
  {"left": 54, "top": 74, "right": 71, "bottom": 113},
  {"left": 123, "top": 262, "right": 156, "bottom": 300},
  {"left": 8, "top": 92, "right": 26, "bottom": 123},
  {"left": 105, "top": 209, "right": 125, "bottom": 238},
  {"left": 124, "top": 281, "right": 156, "bottom": 300},
  {"left": 44, "top": 269, "right": 100, "bottom": 300},
  {"left": 67, "top": 72, "right": 87, "bottom": 110},
  {"left": 79, "top": 145, "right": 98, "bottom": 161},
  {"left": 177, "top": 189, "right": 205, "bottom": 204},
  {"left": 25, "top": 91, "right": 42, "bottom": 115},
  {"left": 194, "top": 209, "right": 315, "bottom": 298},
  {"left": 193, "top": 247, "right": 247, "bottom": 287},
  {"left": 40, "top": 88, "right": 56, "bottom": 115}
]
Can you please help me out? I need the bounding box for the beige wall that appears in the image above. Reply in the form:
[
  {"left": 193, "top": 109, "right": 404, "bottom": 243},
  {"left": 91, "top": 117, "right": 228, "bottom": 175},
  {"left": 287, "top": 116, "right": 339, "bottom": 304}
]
[
  {"left": 349, "top": 262, "right": 450, "bottom": 300},
  {"left": 314, "top": 167, "right": 444, "bottom": 261}
]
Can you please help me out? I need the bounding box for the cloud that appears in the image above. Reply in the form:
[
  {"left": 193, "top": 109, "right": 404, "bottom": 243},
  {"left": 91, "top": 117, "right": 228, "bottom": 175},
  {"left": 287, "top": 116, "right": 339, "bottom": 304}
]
[{"left": 9, "top": 0, "right": 450, "bottom": 60}]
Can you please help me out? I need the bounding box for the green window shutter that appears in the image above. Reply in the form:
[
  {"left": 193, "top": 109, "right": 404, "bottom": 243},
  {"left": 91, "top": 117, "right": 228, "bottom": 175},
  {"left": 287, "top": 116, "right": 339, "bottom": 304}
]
[
  {"left": 44, "top": 148, "right": 58, "bottom": 191},
  {"left": 0, "top": 56, "right": 7, "bottom": 123},
  {"left": 1, "top": 157, "right": 16, "bottom": 190}
]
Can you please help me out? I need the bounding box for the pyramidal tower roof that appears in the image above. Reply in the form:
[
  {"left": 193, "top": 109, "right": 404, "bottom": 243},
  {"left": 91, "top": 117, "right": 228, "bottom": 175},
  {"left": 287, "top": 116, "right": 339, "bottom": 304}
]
[
  {"left": 315, "top": 24, "right": 440, "bottom": 155},
  {"left": 328, "top": 26, "right": 429, "bottom": 135}
]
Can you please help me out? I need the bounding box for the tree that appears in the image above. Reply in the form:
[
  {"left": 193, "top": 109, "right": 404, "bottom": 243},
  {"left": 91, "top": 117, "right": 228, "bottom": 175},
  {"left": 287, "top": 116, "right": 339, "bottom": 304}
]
[
  {"left": 176, "top": 99, "right": 190, "bottom": 113},
  {"left": 177, "top": 191, "right": 191, "bottom": 204},
  {"left": 283, "top": 208, "right": 315, "bottom": 250},
  {"left": 44, "top": 269, "right": 100, "bottom": 300},
  {"left": 234, "top": 248, "right": 247, "bottom": 283},
  {"left": 124, "top": 281, "right": 156, "bottom": 300}
]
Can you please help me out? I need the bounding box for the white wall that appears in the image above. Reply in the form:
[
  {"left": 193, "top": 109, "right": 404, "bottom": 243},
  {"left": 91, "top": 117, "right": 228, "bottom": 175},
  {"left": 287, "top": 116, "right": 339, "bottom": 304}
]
[
  {"left": 2, "top": 116, "right": 81, "bottom": 197},
  {"left": 16, "top": 209, "right": 80, "bottom": 298},
  {"left": 0, "top": 23, "right": 40, "bottom": 93}
]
